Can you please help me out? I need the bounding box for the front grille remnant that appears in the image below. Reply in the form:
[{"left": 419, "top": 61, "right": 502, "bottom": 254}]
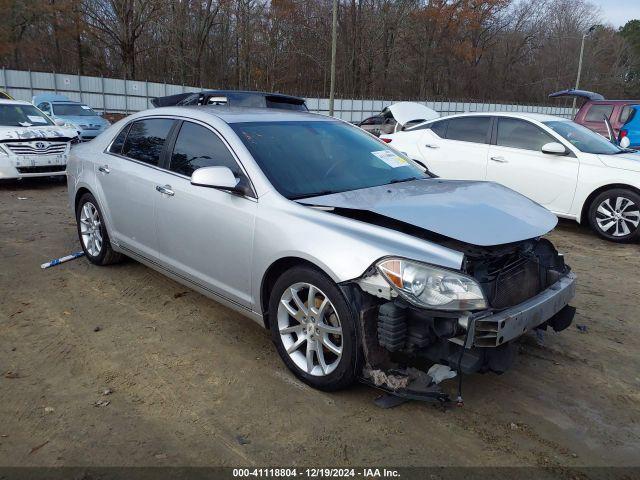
[
  {"left": 6, "top": 142, "right": 68, "bottom": 156},
  {"left": 489, "top": 257, "right": 541, "bottom": 309}
]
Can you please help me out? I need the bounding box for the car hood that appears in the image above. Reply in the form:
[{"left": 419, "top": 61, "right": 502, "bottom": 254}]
[
  {"left": 598, "top": 152, "right": 640, "bottom": 172},
  {"left": 299, "top": 179, "right": 557, "bottom": 247},
  {"left": 0, "top": 124, "right": 77, "bottom": 141},
  {"left": 385, "top": 102, "right": 439, "bottom": 126},
  {"left": 58, "top": 115, "right": 108, "bottom": 127}
]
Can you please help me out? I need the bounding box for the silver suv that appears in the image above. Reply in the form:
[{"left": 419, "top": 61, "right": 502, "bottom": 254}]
[{"left": 67, "top": 106, "right": 576, "bottom": 395}]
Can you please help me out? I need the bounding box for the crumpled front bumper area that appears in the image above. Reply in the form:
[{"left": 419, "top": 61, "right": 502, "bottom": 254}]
[{"left": 472, "top": 271, "right": 577, "bottom": 347}]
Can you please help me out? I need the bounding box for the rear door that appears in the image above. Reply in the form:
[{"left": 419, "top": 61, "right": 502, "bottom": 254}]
[
  {"left": 98, "top": 117, "right": 177, "bottom": 259},
  {"left": 154, "top": 120, "right": 256, "bottom": 308},
  {"left": 486, "top": 117, "right": 578, "bottom": 214},
  {"left": 417, "top": 116, "right": 491, "bottom": 180}
]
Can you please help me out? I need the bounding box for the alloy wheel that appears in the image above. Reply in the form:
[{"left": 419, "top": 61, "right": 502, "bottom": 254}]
[
  {"left": 277, "top": 282, "right": 343, "bottom": 377},
  {"left": 79, "top": 202, "right": 103, "bottom": 256},
  {"left": 595, "top": 196, "right": 640, "bottom": 237}
]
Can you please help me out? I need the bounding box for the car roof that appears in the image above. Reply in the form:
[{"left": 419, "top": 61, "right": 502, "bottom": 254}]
[
  {"left": 142, "top": 105, "right": 332, "bottom": 124},
  {"left": 0, "top": 99, "right": 32, "bottom": 106},
  {"left": 416, "top": 111, "right": 571, "bottom": 124},
  {"left": 585, "top": 99, "right": 640, "bottom": 104}
]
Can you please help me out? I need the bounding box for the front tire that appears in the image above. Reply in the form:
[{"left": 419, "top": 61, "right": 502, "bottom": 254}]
[
  {"left": 76, "top": 193, "right": 123, "bottom": 265},
  {"left": 588, "top": 188, "right": 640, "bottom": 242},
  {"left": 268, "top": 266, "right": 361, "bottom": 391}
]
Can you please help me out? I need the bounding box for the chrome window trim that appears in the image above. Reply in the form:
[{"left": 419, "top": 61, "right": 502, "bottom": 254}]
[{"left": 103, "top": 114, "right": 258, "bottom": 200}]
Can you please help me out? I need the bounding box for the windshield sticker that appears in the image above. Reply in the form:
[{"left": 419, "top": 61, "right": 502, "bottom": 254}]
[
  {"left": 372, "top": 150, "right": 408, "bottom": 168},
  {"left": 81, "top": 105, "right": 91, "bottom": 110},
  {"left": 27, "top": 115, "right": 47, "bottom": 124}
]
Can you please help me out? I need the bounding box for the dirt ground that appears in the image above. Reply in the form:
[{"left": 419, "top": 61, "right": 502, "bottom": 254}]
[{"left": 1, "top": 179, "right": 639, "bottom": 473}]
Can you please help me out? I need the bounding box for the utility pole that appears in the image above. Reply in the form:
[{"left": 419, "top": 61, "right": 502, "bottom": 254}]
[
  {"left": 329, "top": 0, "right": 338, "bottom": 117},
  {"left": 573, "top": 25, "right": 597, "bottom": 115}
]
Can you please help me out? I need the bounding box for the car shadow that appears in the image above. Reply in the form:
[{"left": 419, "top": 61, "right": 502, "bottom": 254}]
[{"left": 0, "top": 176, "right": 67, "bottom": 191}]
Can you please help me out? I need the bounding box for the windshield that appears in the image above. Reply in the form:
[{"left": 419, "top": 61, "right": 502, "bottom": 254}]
[
  {"left": 52, "top": 104, "right": 98, "bottom": 116},
  {"left": 0, "top": 104, "right": 54, "bottom": 127},
  {"left": 543, "top": 120, "right": 623, "bottom": 155},
  {"left": 231, "top": 120, "right": 426, "bottom": 199}
]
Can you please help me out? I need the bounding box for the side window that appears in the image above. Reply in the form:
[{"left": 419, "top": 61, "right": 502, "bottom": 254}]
[
  {"left": 108, "top": 124, "right": 130, "bottom": 154},
  {"left": 38, "top": 102, "right": 51, "bottom": 114},
  {"left": 620, "top": 105, "right": 636, "bottom": 123},
  {"left": 496, "top": 118, "right": 555, "bottom": 151},
  {"left": 445, "top": 117, "right": 491, "bottom": 143},
  {"left": 122, "top": 118, "right": 174, "bottom": 166},
  {"left": 430, "top": 120, "right": 448, "bottom": 138},
  {"left": 169, "top": 122, "right": 239, "bottom": 177},
  {"left": 585, "top": 104, "right": 613, "bottom": 122}
]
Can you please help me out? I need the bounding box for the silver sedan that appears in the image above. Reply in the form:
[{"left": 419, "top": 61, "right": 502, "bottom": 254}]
[{"left": 67, "top": 106, "right": 576, "bottom": 395}]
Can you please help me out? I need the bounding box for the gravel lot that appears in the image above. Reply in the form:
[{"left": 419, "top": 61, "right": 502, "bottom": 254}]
[{"left": 1, "top": 179, "right": 639, "bottom": 472}]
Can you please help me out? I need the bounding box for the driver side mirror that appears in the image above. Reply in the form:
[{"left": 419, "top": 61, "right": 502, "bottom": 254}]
[
  {"left": 541, "top": 142, "right": 567, "bottom": 155},
  {"left": 54, "top": 119, "right": 65, "bottom": 126},
  {"left": 191, "top": 166, "right": 247, "bottom": 195}
]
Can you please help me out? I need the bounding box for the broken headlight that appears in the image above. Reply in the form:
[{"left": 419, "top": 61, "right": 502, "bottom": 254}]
[{"left": 377, "top": 258, "right": 487, "bottom": 311}]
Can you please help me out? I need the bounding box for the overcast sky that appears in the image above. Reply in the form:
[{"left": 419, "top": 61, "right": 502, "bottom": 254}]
[{"left": 589, "top": 0, "right": 640, "bottom": 28}]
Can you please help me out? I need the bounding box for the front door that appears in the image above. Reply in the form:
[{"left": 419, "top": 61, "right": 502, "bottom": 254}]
[
  {"left": 154, "top": 120, "right": 256, "bottom": 308},
  {"left": 486, "top": 117, "right": 578, "bottom": 214}
]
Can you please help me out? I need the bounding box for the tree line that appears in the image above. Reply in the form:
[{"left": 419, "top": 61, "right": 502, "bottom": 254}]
[{"left": 2, "top": 0, "right": 640, "bottom": 103}]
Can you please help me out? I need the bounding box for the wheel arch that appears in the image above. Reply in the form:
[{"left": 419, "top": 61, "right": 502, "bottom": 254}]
[
  {"left": 74, "top": 186, "right": 93, "bottom": 213},
  {"left": 580, "top": 183, "right": 640, "bottom": 224},
  {"left": 260, "top": 256, "right": 339, "bottom": 329}
]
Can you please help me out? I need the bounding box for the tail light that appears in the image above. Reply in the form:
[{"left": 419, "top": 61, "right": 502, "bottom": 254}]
[
  {"left": 620, "top": 129, "right": 628, "bottom": 138},
  {"left": 381, "top": 137, "right": 392, "bottom": 143}
]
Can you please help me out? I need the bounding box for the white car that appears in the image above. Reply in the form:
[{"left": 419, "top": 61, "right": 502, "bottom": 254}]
[
  {"left": 381, "top": 112, "right": 640, "bottom": 242},
  {"left": 0, "top": 99, "right": 78, "bottom": 179}
]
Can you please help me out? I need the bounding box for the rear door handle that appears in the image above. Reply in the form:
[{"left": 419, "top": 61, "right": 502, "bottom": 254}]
[
  {"left": 98, "top": 165, "right": 110, "bottom": 174},
  {"left": 490, "top": 156, "right": 508, "bottom": 163},
  {"left": 155, "top": 184, "right": 175, "bottom": 196},
  {"left": 424, "top": 144, "right": 439, "bottom": 149}
]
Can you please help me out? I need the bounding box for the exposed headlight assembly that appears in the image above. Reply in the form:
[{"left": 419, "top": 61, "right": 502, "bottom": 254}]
[{"left": 377, "top": 258, "right": 487, "bottom": 311}]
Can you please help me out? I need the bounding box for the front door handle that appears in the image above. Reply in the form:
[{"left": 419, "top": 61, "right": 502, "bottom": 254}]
[
  {"left": 98, "top": 165, "right": 110, "bottom": 174},
  {"left": 424, "top": 144, "right": 439, "bottom": 149},
  {"left": 155, "top": 184, "right": 175, "bottom": 196},
  {"left": 490, "top": 156, "right": 508, "bottom": 163}
]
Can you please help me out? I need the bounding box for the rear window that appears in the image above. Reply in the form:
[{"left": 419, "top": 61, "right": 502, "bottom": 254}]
[
  {"left": 445, "top": 117, "right": 491, "bottom": 143},
  {"left": 585, "top": 104, "right": 613, "bottom": 122},
  {"left": 122, "top": 118, "right": 174, "bottom": 166}
]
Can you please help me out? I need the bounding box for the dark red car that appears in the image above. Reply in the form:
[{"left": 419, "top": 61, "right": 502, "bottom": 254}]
[{"left": 549, "top": 89, "right": 640, "bottom": 137}]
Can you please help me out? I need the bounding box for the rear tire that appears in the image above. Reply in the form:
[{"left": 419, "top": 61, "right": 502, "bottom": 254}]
[
  {"left": 588, "top": 188, "right": 640, "bottom": 243},
  {"left": 76, "top": 192, "right": 123, "bottom": 265},
  {"left": 268, "top": 266, "right": 361, "bottom": 391}
]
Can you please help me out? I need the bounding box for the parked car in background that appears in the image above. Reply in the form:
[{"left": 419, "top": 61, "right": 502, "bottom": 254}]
[
  {"left": 549, "top": 89, "right": 640, "bottom": 138},
  {"left": 150, "top": 90, "right": 308, "bottom": 111},
  {"left": 618, "top": 105, "right": 640, "bottom": 150},
  {"left": 358, "top": 102, "right": 439, "bottom": 136},
  {"left": 32, "top": 94, "right": 110, "bottom": 141},
  {"left": 381, "top": 112, "right": 640, "bottom": 242},
  {"left": 0, "top": 99, "right": 77, "bottom": 179},
  {"left": 66, "top": 106, "right": 575, "bottom": 395}
]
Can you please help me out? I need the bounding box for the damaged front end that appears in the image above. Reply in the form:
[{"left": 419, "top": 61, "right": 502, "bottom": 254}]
[{"left": 350, "top": 237, "right": 576, "bottom": 402}]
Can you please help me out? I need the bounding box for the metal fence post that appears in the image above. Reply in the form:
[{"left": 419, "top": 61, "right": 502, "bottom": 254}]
[
  {"left": 101, "top": 75, "right": 107, "bottom": 113},
  {"left": 78, "top": 71, "right": 82, "bottom": 104},
  {"left": 1, "top": 67, "right": 5, "bottom": 91},
  {"left": 28, "top": 70, "right": 33, "bottom": 100}
]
